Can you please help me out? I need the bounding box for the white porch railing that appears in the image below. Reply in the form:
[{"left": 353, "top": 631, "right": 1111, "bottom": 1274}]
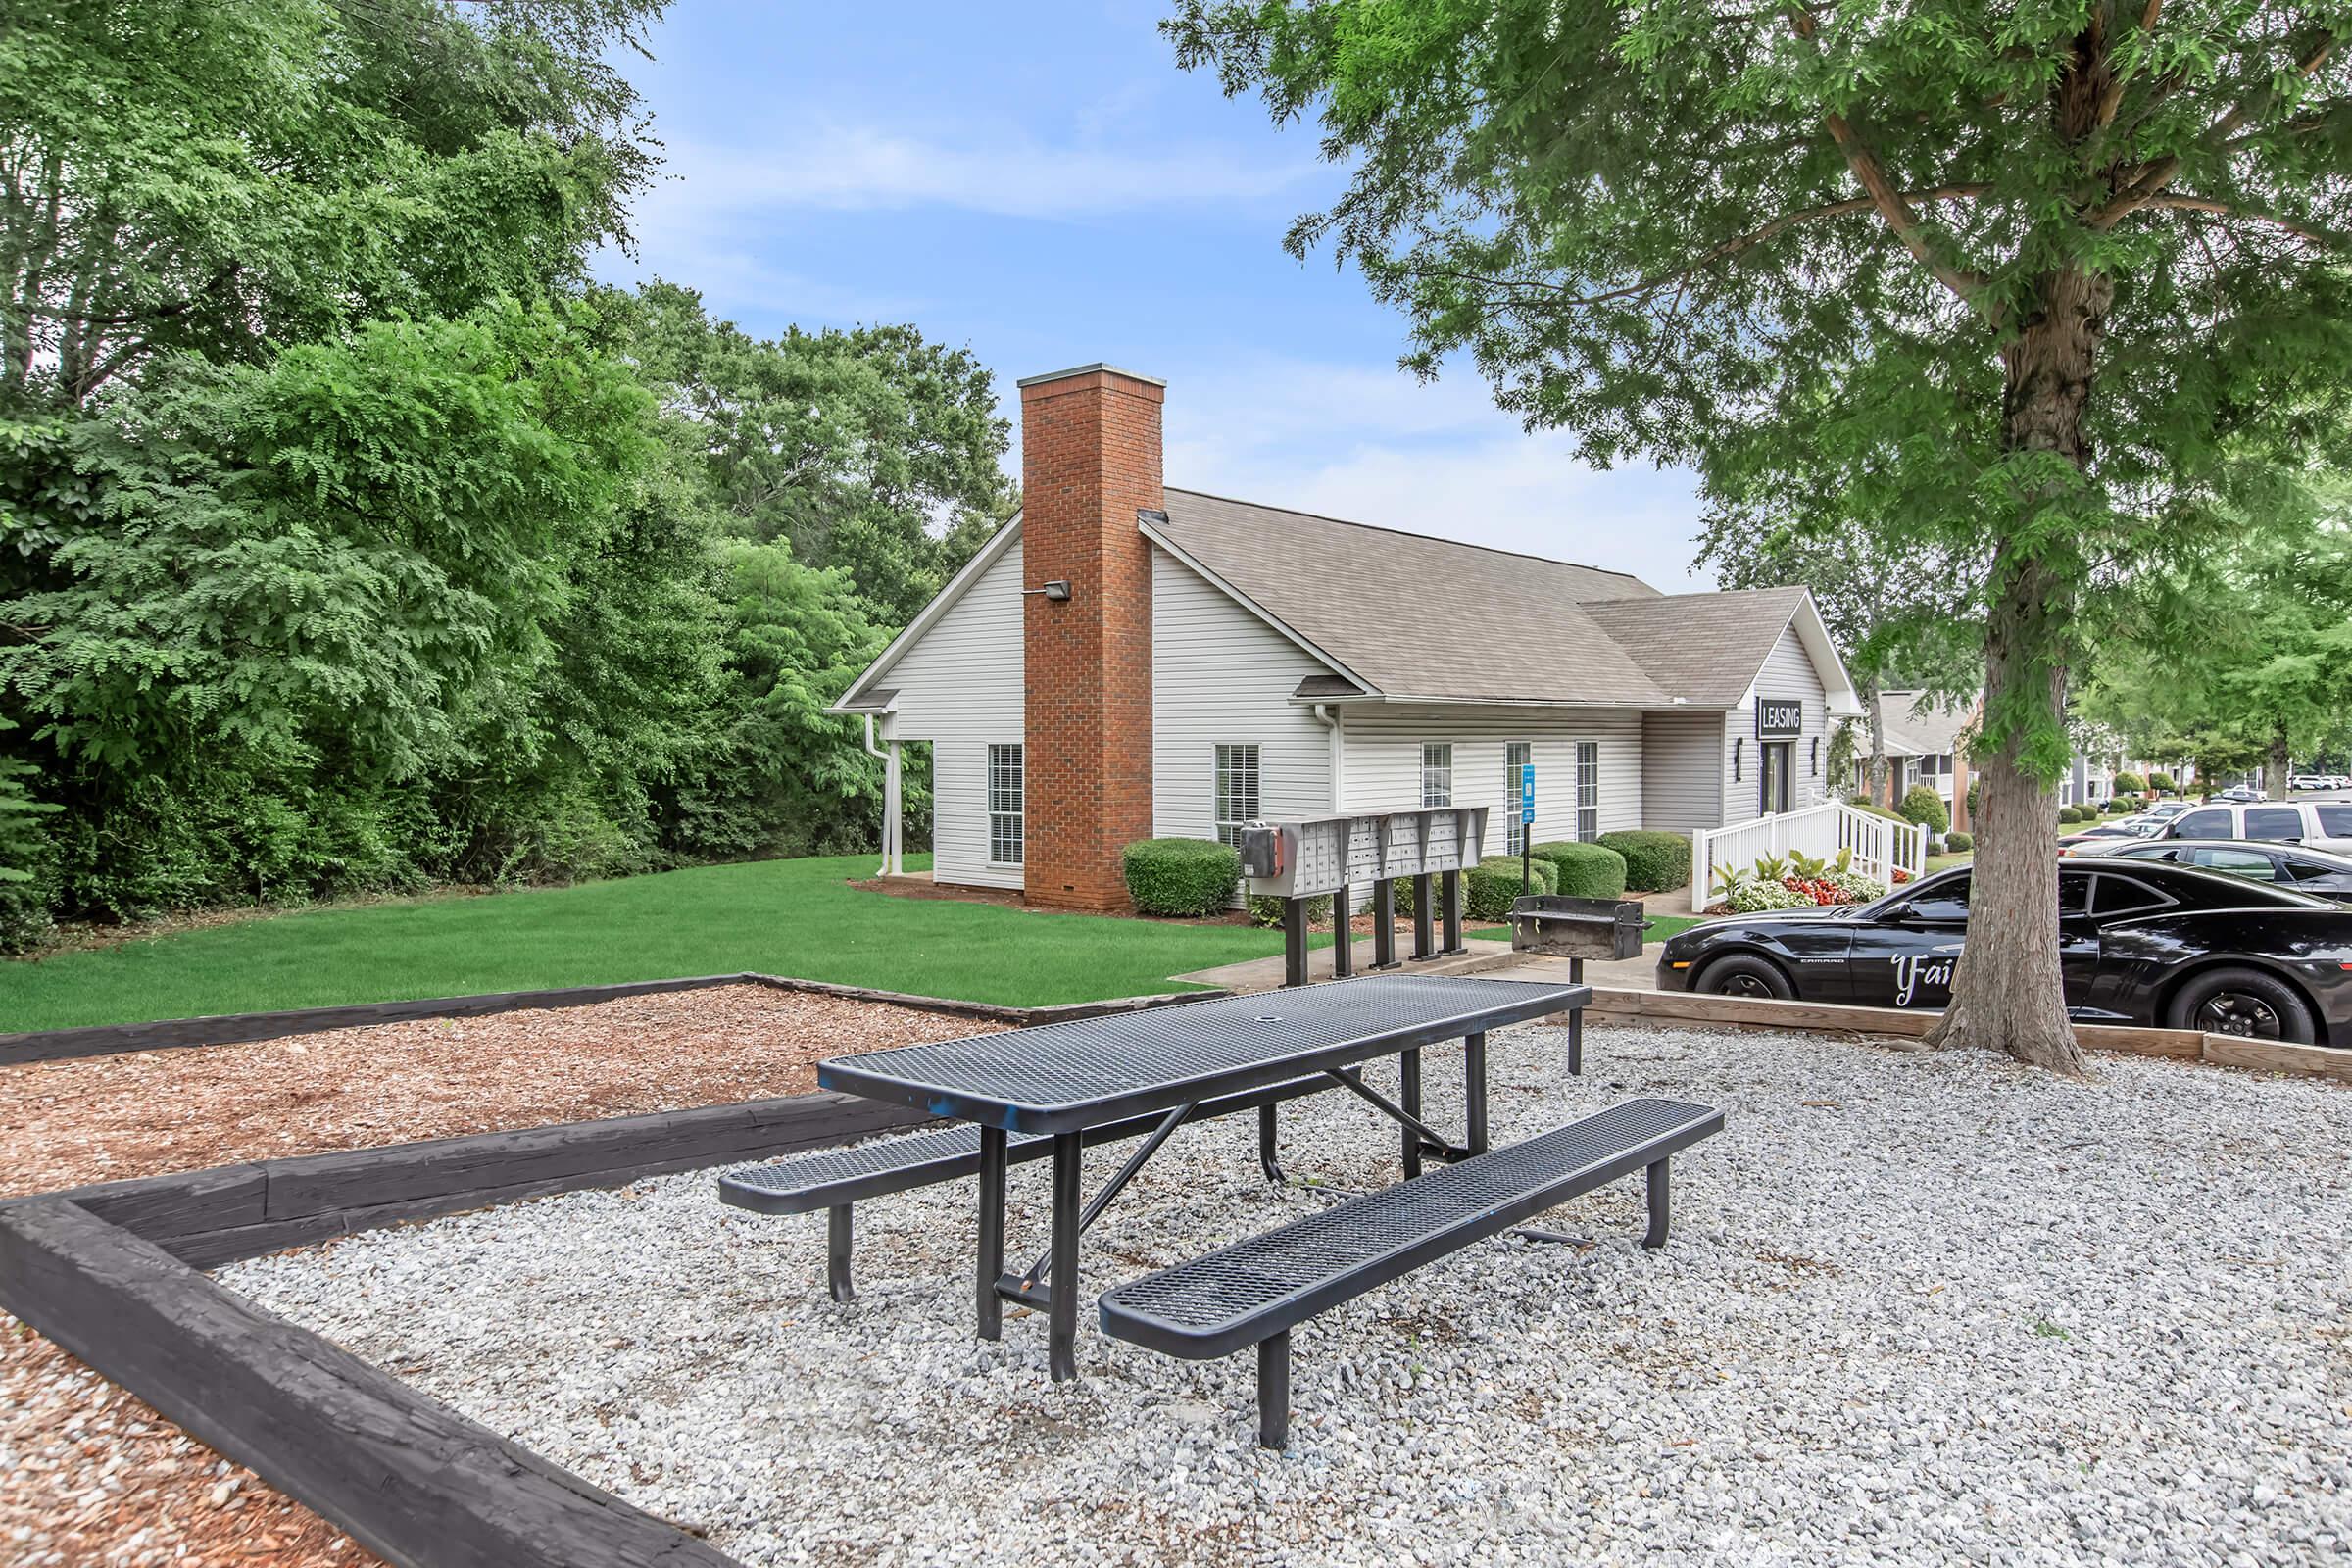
[{"left": 1690, "top": 803, "right": 1930, "bottom": 912}]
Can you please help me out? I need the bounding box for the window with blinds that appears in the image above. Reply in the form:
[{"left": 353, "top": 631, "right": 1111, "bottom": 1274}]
[
  {"left": 1504, "top": 741, "right": 1531, "bottom": 855},
  {"left": 1214, "top": 744, "right": 1260, "bottom": 846},
  {"left": 986, "top": 743, "right": 1023, "bottom": 865},
  {"left": 1576, "top": 741, "right": 1599, "bottom": 841},
  {"left": 1421, "top": 743, "right": 1452, "bottom": 808}
]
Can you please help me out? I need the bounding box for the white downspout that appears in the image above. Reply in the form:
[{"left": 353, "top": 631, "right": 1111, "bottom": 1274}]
[
  {"left": 862, "top": 715, "right": 902, "bottom": 877},
  {"left": 1311, "top": 702, "right": 1347, "bottom": 914}
]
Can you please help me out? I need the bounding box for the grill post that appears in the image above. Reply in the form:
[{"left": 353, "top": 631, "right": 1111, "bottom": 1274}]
[
  {"left": 975, "top": 1127, "right": 1006, "bottom": 1340},
  {"left": 1256, "top": 1330, "right": 1291, "bottom": 1449},
  {"left": 826, "top": 1204, "right": 854, "bottom": 1303},
  {"left": 1258, "top": 1102, "right": 1284, "bottom": 1184},
  {"left": 1411, "top": 873, "right": 1434, "bottom": 959},
  {"left": 1371, "top": 878, "right": 1397, "bottom": 969}
]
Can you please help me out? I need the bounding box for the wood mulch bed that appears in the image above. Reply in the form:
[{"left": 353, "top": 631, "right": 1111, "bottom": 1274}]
[{"left": 1, "top": 984, "right": 999, "bottom": 1568}]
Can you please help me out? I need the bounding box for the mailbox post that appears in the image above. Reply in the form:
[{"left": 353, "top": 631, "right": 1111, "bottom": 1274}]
[{"left": 1235, "top": 807, "right": 1490, "bottom": 991}]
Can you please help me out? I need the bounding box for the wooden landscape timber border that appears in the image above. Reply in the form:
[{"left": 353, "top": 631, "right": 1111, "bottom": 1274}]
[
  {"left": 1575, "top": 986, "right": 2352, "bottom": 1082},
  {"left": 0, "top": 970, "right": 1223, "bottom": 1066},
  {"left": 0, "top": 1088, "right": 936, "bottom": 1568}
]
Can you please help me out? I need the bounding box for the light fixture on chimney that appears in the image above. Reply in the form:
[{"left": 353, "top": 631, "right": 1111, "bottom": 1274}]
[{"left": 1022, "top": 579, "right": 1072, "bottom": 601}]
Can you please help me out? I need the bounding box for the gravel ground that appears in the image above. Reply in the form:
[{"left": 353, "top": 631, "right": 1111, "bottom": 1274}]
[
  {"left": 1, "top": 985, "right": 996, "bottom": 1568},
  {"left": 221, "top": 1025, "right": 2351, "bottom": 1567}
]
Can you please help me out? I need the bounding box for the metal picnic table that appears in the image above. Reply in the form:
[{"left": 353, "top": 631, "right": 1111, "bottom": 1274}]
[{"left": 815, "top": 971, "right": 1590, "bottom": 1381}]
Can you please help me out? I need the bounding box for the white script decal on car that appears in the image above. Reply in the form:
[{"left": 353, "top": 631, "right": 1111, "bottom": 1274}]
[{"left": 1889, "top": 952, "right": 1959, "bottom": 1006}]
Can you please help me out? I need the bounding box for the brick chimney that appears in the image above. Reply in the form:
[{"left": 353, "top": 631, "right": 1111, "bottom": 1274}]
[{"left": 1016, "top": 364, "right": 1164, "bottom": 911}]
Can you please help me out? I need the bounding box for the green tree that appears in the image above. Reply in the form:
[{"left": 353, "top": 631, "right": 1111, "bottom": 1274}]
[
  {"left": 1170, "top": 0, "right": 2352, "bottom": 1072},
  {"left": 2082, "top": 520, "right": 2352, "bottom": 798},
  {"left": 0, "top": 0, "right": 664, "bottom": 407},
  {"left": 612, "top": 280, "right": 1017, "bottom": 621}
]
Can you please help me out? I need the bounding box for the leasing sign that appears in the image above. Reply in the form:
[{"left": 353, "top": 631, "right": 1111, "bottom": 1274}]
[{"left": 1755, "top": 698, "right": 1803, "bottom": 739}]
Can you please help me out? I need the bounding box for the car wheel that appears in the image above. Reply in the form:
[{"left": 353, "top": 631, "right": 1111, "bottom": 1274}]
[
  {"left": 1695, "top": 953, "right": 1794, "bottom": 1001},
  {"left": 2165, "top": 966, "right": 2318, "bottom": 1044}
]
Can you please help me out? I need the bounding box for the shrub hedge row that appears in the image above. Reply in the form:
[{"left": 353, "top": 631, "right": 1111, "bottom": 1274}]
[
  {"left": 1594, "top": 829, "right": 1690, "bottom": 893},
  {"left": 1119, "top": 837, "right": 1240, "bottom": 917},
  {"left": 1531, "top": 840, "right": 1629, "bottom": 899}
]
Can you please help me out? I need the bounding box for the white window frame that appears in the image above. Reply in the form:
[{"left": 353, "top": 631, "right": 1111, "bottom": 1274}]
[
  {"left": 1504, "top": 741, "right": 1532, "bottom": 856},
  {"left": 1214, "top": 744, "right": 1260, "bottom": 847},
  {"left": 986, "top": 742, "right": 1023, "bottom": 866},
  {"left": 1421, "top": 743, "right": 1452, "bottom": 808},
  {"left": 1575, "top": 740, "right": 1599, "bottom": 841}
]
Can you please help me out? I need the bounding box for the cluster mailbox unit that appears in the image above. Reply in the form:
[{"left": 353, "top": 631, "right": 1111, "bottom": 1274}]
[{"left": 1236, "top": 807, "right": 1489, "bottom": 988}]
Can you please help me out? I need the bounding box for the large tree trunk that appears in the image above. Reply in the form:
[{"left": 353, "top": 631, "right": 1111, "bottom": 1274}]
[
  {"left": 1925, "top": 268, "right": 2108, "bottom": 1078},
  {"left": 2268, "top": 724, "right": 2290, "bottom": 799}
]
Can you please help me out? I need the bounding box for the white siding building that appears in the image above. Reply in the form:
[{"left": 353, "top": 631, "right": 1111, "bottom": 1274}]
[{"left": 835, "top": 363, "right": 1865, "bottom": 911}]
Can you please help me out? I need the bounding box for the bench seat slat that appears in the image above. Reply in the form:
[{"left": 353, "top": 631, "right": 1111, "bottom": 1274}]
[{"left": 1100, "top": 1098, "right": 1723, "bottom": 1360}]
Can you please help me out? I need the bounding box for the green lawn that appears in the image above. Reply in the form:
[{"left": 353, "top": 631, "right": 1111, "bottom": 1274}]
[
  {"left": 1642, "top": 914, "right": 1706, "bottom": 943},
  {"left": 0, "top": 855, "right": 1345, "bottom": 1032}
]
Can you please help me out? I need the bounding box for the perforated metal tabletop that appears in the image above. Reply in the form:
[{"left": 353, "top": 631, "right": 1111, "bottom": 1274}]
[{"left": 817, "top": 973, "right": 1588, "bottom": 1133}]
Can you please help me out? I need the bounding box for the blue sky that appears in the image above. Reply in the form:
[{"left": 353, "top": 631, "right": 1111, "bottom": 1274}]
[{"left": 599, "top": 2, "right": 1716, "bottom": 589}]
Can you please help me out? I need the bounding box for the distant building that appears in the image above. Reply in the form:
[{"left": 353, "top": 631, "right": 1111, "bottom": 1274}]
[{"left": 832, "top": 363, "right": 1864, "bottom": 910}]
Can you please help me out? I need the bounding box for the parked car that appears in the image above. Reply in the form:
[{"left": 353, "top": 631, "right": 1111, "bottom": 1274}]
[
  {"left": 2160, "top": 799, "right": 2352, "bottom": 854},
  {"left": 2058, "top": 820, "right": 2158, "bottom": 851},
  {"left": 2212, "top": 785, "right": 2262, "bottom": 804},
  {"left": 2071, "top": 838, "right": 2352, "bottom": 902},
  {"left": 1656, "top": 859, "right": 2352, "bottom": 1044},
  {"left": 2292, "top": 774, "right": 2329, "bottom": 791}
]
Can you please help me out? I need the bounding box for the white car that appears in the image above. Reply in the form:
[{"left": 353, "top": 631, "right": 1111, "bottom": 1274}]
[
  {"left": 2293, "top": 774, "right": 2329, "bottom": 791},
  {"left": 2161, "top": 799, "right": 2352, "bottom": 854}
]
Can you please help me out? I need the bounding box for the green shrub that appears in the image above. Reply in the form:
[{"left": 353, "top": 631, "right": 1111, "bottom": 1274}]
[
  {"left": 2113, "top": 771, "right": 2146, "bottom": 794},
  {"left": 1595, "top": 829, "right": 1690, "bottom": 893},
  {"left": 2149, "top": 770, "right": 2177, "bottom": 794},
  {"left": 1119, "top": 837, "right": 1240, "bottom": 917},
  {"left": 1942, "top": 830, "right": 1973, "bottom": 852},
  {"left": 1247, "top": 891, "right": 1335, "bottom": 928},
  {"left": 1846, "top": 796, "right": 1909, "bottom": 824},
  {"left": 1463, "top": 855, "right": 1557, "bottom": 920},
  {"left": 1531, "top": 840, "right": 1630, "bottom": 899},
  {"left": 1898, "top": 784, "right": 1950, "bottom": 836},
  {"left": 2105, "top": 797, "right": 2133, "bottom": 813}
]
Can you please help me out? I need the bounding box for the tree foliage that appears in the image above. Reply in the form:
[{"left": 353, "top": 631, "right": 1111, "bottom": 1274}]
[
  {"left": 0, "top": 4, "right": 1012, "bottom": 948},
  {"left": 0, "top": 0, "right": 664, "bottom": 406},
  {"left": 1169, "top": 0, "right": 2352, "bottom": 1070}
]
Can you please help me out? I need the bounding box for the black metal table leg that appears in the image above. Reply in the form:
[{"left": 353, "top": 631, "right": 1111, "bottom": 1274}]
[
  {"left": 1643, "top": 1155, "right": 1671, "bottom": 1249},
  {"left": 1331, "top": 883, "right": 1352, "bottom": 978},
  {"left": 1257, "top": 1330, "right": 1291, "bottom": 1449},
  {"left": 1464, "top": 1031, "right": 1489, "bottom": 1155},
  {"left": 1048, "top": 1131, "right": 1081, "bottom": 1382},
  {"left": 976, "top": 1126, "right": 1006, "bottom": 1341},
  {"left": 1399, "top": 1048, "right": 1423, "bottom": 1179},
  {"left": 1411, "top": 873, "right": 1434, "bottom": 959},
  {"left": 826, "top": 1204, "right": 855, "bottom": 1302},
  {"left": 1371, "top": 879, "right": 1397, "bottom": 970},
  {"left": 1568, "top": 956, "right": 1585, "bottom": 1076},
  {"left": 1259, "top": 1102, "right": 1285, "bottom": 1184}
]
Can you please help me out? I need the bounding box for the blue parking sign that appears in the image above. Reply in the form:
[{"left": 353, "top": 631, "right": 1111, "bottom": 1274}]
[{"left": 1519, "top": 762, "right": 1536, "bottom": 823}]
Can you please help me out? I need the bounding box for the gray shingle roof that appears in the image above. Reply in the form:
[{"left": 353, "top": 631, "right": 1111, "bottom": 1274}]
[
  {"left": 1872, "top": 690, "right": 1973, "bottom": 758},
  {"left": 1153, "top": 489, "right": 1679, "bottom": 707},
  {"left": 1580, "top": 587, "right": 1810, "bottom": 708},
  {"left": 1153, "top": 489, "right": 1813, "bottom": 709}
]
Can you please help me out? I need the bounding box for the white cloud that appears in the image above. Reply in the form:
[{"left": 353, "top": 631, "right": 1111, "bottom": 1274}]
[
  {"left": 1134, "top": 353, "right": 1716, "bottom": 590},
  {"left": 638, "top": 125, "right": 1316, "bottom": 224}
]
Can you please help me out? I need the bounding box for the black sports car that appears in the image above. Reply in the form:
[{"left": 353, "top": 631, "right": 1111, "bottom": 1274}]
[{"left": 1655, "top": 859, "right": 2352, "bottom": 1045}]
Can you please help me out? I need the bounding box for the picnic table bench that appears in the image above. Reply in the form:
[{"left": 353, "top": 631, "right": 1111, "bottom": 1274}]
[{"left": 718, "top": 972, "right": 1722, "bottom": 1443}]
